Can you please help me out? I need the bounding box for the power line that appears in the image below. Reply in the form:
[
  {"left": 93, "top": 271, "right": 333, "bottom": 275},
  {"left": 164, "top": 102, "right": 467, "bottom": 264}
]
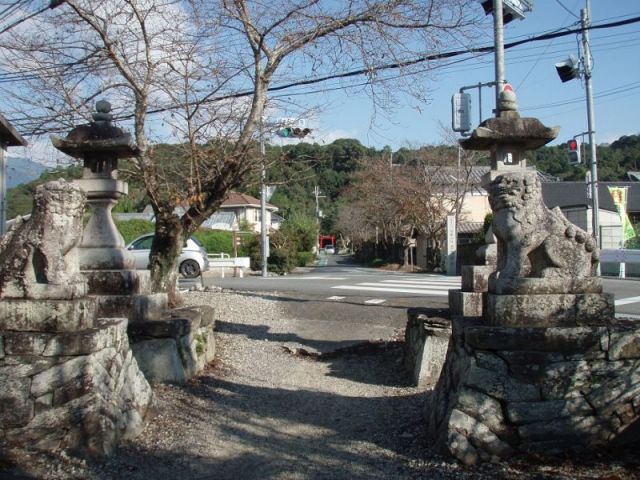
[{"left": 7, "top": 14, "right": 640, "bottom": 135}]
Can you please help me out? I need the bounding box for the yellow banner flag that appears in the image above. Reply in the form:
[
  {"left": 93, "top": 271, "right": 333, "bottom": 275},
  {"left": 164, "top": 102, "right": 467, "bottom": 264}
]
[{"left": 608, "top": 186, "right": 636, "bottom": 242}]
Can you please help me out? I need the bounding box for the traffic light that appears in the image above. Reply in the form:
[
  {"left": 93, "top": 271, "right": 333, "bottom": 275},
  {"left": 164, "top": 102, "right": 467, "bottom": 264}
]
[
  {"left": 567, "top": 138, "right": 581, "bottom": 165},
  {"left": 479, "top": 0, "right": 533, "bottom": 24},
  {"left": 555, "top": 55, "right": 580, "bottom": 83},
  {"left": 276, "top": 127, "right": 311, "bottom": 138}
]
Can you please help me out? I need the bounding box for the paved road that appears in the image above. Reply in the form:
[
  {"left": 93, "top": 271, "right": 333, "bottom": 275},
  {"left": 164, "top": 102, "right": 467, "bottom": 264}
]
[{"left": 198, "top": 253, "right": 640, "bottom": 318}]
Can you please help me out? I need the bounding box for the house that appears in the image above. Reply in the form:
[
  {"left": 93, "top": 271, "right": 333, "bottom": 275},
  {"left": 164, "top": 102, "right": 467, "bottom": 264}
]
[
  {"left": 218, "top": 191, "right": 279, "bottom": 233},
  {"left": 137, "top": 191, "right": 278, "bottom": 233},
  {"left": 541, "top": 181, "right": 640, "bottom": 249}
]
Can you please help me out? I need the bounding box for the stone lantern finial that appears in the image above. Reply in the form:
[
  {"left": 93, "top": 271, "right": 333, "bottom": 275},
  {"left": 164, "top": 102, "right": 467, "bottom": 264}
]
[
  {"left": 93, "top": 99, "right": 113, "bottom": 123},
  {"left": 497, "top": 88, "right": 518, "bottom": 115}
]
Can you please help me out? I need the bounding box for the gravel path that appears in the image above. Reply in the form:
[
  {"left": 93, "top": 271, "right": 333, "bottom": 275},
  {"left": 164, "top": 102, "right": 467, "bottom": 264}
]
[{"left": 5, "top": 291, "right": 639, "bottom": 479}]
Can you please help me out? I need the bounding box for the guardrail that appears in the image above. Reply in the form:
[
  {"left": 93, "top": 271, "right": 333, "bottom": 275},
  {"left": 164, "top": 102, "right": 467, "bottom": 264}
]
[
  {"left": 600, "top": 249, "right": 640, "bottom": 264},
  {"left": 207, "top": 256, "right": 250, "bottom": 278},
  {"left": 600, "top": 249, "right": 640, "bottom": 279}
]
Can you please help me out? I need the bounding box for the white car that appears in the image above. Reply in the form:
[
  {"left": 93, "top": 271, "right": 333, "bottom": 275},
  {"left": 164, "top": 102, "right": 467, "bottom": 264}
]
[
  {"left": 126, "top": 233, "right": 209, "bottom": 278},
  {"left": 324, "top": 245, "right": 335, "bottom": 254}
]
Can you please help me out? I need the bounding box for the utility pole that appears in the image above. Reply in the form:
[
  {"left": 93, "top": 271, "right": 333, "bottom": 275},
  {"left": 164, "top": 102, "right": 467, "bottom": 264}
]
[
  {"left": 260, "top": 117, "right": 268, "bottom": 278},
  {"left": 314, "top": 185, "right": 325, "bottom": 254},
  {"left": 493, "top": 0, "right": 505, "bottom": 112},
  {"left": 582, "top": 0, "right": 600, "bottom": 249}
]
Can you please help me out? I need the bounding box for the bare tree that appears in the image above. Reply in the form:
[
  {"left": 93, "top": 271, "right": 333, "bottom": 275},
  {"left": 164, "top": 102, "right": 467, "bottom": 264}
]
[
  {"left": 0, "top": 0, "right": 482, "bottom": 301},
  {"left": 338, "top": 142, "right": 481, "bottom": 266}
]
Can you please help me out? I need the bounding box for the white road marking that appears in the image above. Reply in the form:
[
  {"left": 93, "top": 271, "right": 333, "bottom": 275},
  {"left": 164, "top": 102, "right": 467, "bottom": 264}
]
[
  {"left": 364, "top": 299, "right": 386, "bottom": 304},
  {"left": 379, "top": 279, "right": 460, "bottom": 286},
  {"left": 263, "top": 276, "right": 347, "bottom": 280},
  {"left": 368, "top": 282, "right": 455, "bottom": 290},
  {"left": 331, "top": 285, "right": 452, "bottom": 296},
  {"left": 327, "top": 296, "right": 345, "bottom": 300},
  {"left": 615, "top": 295, "right": 640, "bottom": 306}
]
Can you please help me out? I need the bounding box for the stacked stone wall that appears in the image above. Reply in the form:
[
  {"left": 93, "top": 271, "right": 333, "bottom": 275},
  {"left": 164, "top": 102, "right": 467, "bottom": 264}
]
[
  {"left": 426, "top": 318, "right": 640, "bottom": 464},
  {"left": 1, "top": 305, "right": 152, "bottom": 456}
]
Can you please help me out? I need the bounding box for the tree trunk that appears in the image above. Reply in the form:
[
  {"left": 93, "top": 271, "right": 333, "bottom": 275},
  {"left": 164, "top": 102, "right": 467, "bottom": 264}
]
[{"left": 149, "top": 210, "right": 184, "bottom": 306}]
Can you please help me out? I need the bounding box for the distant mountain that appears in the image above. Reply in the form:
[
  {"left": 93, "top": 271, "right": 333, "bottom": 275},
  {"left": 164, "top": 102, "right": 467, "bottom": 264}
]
[{"left": 5, "top": 157, "right": 48, "bottom": 188}]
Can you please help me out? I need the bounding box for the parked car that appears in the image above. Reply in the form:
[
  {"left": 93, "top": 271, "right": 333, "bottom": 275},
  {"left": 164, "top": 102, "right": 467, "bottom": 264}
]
[
  {"left": 126, "top": 233, "right": 209, "bottom": 278},
  {"left": 324, "top": 245, "right": 335, "bottom": 254}
]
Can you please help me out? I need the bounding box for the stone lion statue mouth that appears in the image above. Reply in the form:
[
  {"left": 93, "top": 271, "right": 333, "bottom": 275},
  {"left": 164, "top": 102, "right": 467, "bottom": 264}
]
[{"left": 487, "top": 171, "right": 601, "bottom": 295}]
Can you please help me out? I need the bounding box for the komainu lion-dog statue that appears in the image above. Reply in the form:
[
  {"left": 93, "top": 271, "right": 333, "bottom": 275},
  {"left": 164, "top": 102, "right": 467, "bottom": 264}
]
[
  {"left": 488, "top": 171, "right": 601, "bottom": 295},
  {"left": 0, "top": 179, "right": 87, "bottom": 299}
]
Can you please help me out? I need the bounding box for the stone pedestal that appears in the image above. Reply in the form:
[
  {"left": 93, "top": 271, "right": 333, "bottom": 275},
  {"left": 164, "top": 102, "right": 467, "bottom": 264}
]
[
  {"left": 485, "top": 292, "right": 615, "bottom": 327},
  {"left": 403, "top": 308, "right": 451, "bottom": 388},
  {"left": 449, "top": 265, "right": 495, "bottom": 318},
  {"left": 0, "top": 181, "right": 152, "bottom": 457},
  {"left": 129, "top": 306, "right": 217, "bottom": 384},
  {"left": 426, "top": 318, "right": 640, "bottom": 465},
  {"left": 0, "top": 312, "right": 153, "bottom": 456}
]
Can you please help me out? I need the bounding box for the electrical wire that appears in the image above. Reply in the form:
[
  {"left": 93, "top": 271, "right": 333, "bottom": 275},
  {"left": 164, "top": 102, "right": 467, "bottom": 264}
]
[
  {"left": 554, "top": 0, "right": 580, "bottom": 20},
  {"left": 6, "top": 13, "right": 640, "bottom": 135}
]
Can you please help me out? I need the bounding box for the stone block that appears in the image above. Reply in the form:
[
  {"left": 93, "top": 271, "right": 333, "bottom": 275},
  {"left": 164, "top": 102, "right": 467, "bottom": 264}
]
[
  {"left": 475, "top": 352, "right": 508, "bottom": 374},
  {"left": 169, "top": 306, "right": 204, "bottom": 330},
  {"left": 31, "top": 355, "right": 88, "bottom": 397},
  {"left": 484, "top": 293, "right": 613, "bottom": 327},
  {"left": 131, "top": 338, "right": 185, "bottom": 384},
  {"left": 448, "top": 290, "right": 483, "bottom": 318},
  {"left": 84, "top": 269, "right": 151, "bottom": 295},
  {"left": 3, "top": 332, "right": 53, "bottom": 355},
  {"left": 0, "top": 298, "right": 96, "bottom": 332},
  {"left": 45, "top": 318, "right": 127, "bottom": 356},
  {"left": 0, "top": 357, "right": 67, "bottom": 378},
  {"left": 518, "top": 416, "right": 609, "bottom": 444},
  {"left": 3, "top": 319, "right": 126, "bottom": 357},
  {"left": 466, "top": 365, "right": 540, "bottom": 402},
  {"left": 93, "top": 294, "right": 134, "bottom": 318},
  {"left": 404, "top": 310, "right": 451, "bottom": 388},
  {"left": 449, "top": 409, "right": 514, "bottom": 458},
  {"left": 34, "top": 393, "right": 53, "bottom": 415},
  {"left": 461, "top": 265, "right": 494, "bottom": 292},
  {"left": 464, "top": 325, "right": 607, "bottom": 353},
  {"left": 608, "top": 321, "right": 640, "bottom": 360},
  {"left": 128, "top": 318, "right": 191, "bottom": 339},
  {"left": 456, "top": 388, "right": 513, "bottom": 439},
  {"left": 131, "top": 293, "right": 169, "bottom": 322},
  {"left": 507, "top": 397, "right": 594, "bottom": 424},
  {"left": 587, "top": 374, "right": 640, "bottom": 411},
  {"left": 0, "top": 376, "right": 34, "bottom": 426},
  {"left": 447, "top": 431, "right": 479, "bottom": 466}
]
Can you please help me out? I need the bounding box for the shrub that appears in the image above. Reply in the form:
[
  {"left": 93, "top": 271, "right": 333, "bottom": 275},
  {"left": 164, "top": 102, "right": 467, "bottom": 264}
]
[
  {"left": 296, "top": 251, "right": 315, "bottom": 267},
  {"left": 192, "top": 229, "right": 233, "bottom": 255}
]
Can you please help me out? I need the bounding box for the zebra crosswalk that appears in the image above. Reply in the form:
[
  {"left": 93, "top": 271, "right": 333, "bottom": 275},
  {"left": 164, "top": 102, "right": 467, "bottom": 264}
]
[{"left": 329, "top": 274, "right": 461, "bottom": 302}]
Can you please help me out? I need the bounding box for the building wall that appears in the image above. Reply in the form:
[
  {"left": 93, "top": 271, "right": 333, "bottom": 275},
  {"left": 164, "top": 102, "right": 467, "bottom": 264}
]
[{"left": 459, "top": 193, "right": 491, "bottom": 223}]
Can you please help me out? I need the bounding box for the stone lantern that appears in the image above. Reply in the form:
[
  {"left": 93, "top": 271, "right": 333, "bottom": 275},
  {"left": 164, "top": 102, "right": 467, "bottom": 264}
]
[
  {"left": 460, "top": 87, "right": 559, "bottom": 181},
  {"left": 425, "top": 88, "right": 637, "bottom": 465},
  {"left": 51, "top": 100, "right": 137, "bottom": 271}
]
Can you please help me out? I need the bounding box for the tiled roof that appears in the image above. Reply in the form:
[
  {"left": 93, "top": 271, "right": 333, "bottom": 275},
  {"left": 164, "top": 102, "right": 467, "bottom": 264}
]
[
  {"left": 541, "top": 182, "right": 640, "bottom": 213},
  {"left": 458, "top": 221, "right": 484, "bottom": 234},
  {"left": 427, "top": 166, "right": 559, "bottom": 189},
  {"left": 222, "top": 191, "right": 277, "bottom": 211},
  {"left": 202, "top": 212, "right": 237, "bottom": 230}
]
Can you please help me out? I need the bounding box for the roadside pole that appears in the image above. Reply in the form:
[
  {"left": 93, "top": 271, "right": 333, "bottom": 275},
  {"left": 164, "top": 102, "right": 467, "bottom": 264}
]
[{"left": 260, "top": 118, "right": 268, "bottom": 278}]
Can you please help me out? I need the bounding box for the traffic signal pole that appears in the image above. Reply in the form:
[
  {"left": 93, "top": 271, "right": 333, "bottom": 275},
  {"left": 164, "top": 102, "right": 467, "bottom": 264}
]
[{"left": 582, "top": 0, "right": 600, "bottom": 250}]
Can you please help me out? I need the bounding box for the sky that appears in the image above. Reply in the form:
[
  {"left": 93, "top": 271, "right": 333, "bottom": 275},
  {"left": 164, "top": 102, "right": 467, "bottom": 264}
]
[
  {"left": 6, "top": 0, "right": 640, "bottom": 165},
  {"left": 296, "top": 0, "right": 640, "bottom": 150}
]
